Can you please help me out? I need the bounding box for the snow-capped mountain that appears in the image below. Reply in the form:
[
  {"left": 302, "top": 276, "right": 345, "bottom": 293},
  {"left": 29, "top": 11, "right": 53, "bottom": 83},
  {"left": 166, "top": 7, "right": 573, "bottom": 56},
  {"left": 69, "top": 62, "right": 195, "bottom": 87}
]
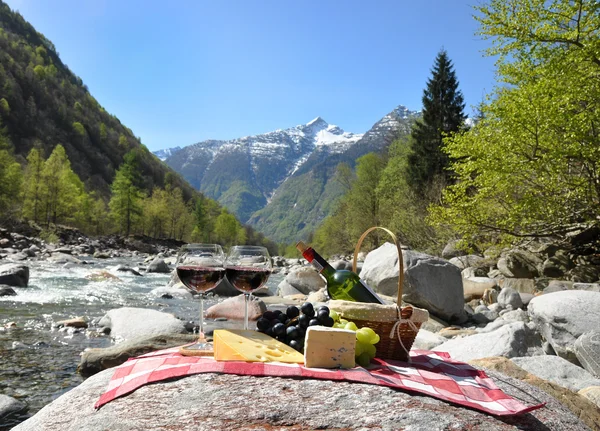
[
  {"left": 163, "top": 117, "right": 363, "bottom": 221},
  {"left": 162, "top": 105, "right": 419, "bottom": 242},
  {"left": 152, "top": 146, "right": 182, "bottom": 161}
]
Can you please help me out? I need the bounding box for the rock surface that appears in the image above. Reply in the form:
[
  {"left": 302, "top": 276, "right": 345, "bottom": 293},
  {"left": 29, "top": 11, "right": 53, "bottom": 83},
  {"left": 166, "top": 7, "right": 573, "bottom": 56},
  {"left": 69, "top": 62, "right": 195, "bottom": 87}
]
[
  {"left": 0, "top": 394, "right": 27, "bottom": 425},
  {"left": 78, "top": 334, "right": 198, "bottom": 378},
  {"left": 0, "top": 264, "right": 29, "bottom": 287},
  {"left": 0, "top": 285, "right": 17, "bottom": 296},
  {"left": 469, "top": 357, "right": 600, "bottom": 431},
  {"left": 527, "top": 290, "right": 600, "bottom": 362},
  {"left": 361, "top": 244, "right": 465, "bottom": 322},
  {"left": 12, "top": 367, "right": 592, "bottom": 431},
  {"left": 98, "top": 307, "right": 187, "bottom": 343},
  {"left": 574, "top": 331, "right": 600, "bottom": 378},
  {"left": 205, "top": 294, "right": 267, "bottom": 321},
  {"left": 145, "top": 258, "right": 170, "bottom": 273},
  {"left": 434, "top": 322, "right": 543, "bottom": 362},
  {"left": 510, "top": 355, "right": 600, "bottom": 391}
]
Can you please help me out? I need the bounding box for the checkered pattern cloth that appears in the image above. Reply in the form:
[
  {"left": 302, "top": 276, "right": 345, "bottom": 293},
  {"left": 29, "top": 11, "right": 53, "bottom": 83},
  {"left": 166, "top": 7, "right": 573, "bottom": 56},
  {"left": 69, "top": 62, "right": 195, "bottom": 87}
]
[{"left": 95, "top": 347, "right": 544, "bottom": 416}]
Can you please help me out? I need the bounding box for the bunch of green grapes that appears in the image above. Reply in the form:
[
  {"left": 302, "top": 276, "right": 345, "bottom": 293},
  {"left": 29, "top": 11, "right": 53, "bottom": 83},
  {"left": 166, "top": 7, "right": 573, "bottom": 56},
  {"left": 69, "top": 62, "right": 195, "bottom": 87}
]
[{"left": 330, "top": 310, "right": 379, "bottom": 367}]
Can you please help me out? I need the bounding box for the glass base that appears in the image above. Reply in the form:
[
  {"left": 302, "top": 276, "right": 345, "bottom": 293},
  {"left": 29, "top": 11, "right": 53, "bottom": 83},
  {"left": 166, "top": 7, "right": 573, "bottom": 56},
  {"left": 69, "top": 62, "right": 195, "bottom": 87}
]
[{"left": 179, "top": 341, "right": 214, "bottom": 357}]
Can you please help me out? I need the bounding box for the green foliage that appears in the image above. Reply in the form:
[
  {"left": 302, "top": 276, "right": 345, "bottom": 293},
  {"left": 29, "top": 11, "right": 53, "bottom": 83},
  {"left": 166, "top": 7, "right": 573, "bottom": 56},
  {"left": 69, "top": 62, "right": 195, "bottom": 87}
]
[
  {"left": 39, "top": 228, "right": 59, "bottom": 244},
  {"left": 213, "top": 209, "right": 244, "bottom": 246},
  {"left": 407, "top": 49, "right": 466, "bottom": 196},
  {"left": 109, "top": 150, "right": 144, "bottom": 236},
  {"left": 40, "top": 144, "right": 83, "bottom": 225},
  {"left": 21, "top": 146, "right": 45, "bottom": 223},
  {"left": 72, "top": 121, "right": 85, "bottom": 136},
  {"left": 0, "top": 123, "right": 22, "bottom": 220},
  {"left": 430, "top": 0, "right": 600, "bottom": 243},
  {"left": 0, "top": 97, "right": 10, "bottom": 115}
]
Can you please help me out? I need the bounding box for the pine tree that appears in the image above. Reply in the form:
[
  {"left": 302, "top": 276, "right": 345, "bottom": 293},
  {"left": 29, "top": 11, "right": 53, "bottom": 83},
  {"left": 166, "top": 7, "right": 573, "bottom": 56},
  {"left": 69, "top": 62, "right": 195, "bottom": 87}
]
[
  {"left": 407, "top": 49, "right": 466, "bottom": 195},
  {"left": 109, "top": 151, "right": 144, "bottom": 236}
]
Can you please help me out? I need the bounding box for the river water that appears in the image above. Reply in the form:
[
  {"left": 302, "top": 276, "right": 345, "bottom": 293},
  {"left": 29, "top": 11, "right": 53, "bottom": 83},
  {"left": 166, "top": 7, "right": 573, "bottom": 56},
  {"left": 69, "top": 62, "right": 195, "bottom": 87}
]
[{"left": 0, "top": 256, "right": 283, "bottom": 429}]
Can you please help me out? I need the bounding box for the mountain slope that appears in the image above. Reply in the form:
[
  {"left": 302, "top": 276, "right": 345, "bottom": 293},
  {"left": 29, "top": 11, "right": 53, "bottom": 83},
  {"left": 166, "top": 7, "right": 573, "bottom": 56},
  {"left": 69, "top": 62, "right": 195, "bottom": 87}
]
[
  {"left": 163, "top": 117, "right": 363, "bottom": 222},
  {"left": 247, "top": 106, "right": 420, "bottom": 243},
  {"left": 0, "top": 2, "right": 196, "bottom": 200}
]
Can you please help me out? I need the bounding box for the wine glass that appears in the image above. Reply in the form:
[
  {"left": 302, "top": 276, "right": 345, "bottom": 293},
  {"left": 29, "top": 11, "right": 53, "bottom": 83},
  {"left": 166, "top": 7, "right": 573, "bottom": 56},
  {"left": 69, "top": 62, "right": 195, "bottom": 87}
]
[
  {"left": 176, "top": 243, "right": 225, "bottom": 354},
  {"left": 224, "top": 245, "right": 272, "bottom": 330}
]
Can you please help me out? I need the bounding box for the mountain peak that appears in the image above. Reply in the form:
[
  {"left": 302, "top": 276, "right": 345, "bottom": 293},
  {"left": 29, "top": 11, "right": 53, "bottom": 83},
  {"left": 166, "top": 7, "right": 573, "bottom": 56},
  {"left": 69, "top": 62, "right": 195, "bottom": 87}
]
[{"left": 306, "top": 116, "right": 328, "bottom": 127}]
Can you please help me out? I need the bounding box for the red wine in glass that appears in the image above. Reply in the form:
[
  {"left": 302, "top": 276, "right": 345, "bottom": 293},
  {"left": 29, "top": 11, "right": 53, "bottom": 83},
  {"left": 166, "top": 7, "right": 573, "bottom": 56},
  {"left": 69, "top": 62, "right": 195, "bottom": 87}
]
[
  {"left": 177, "top": 266, "right": 225, "bottom": 293},
  {"left": 225, "top": 266, "right": 271, "bottom": 293}
]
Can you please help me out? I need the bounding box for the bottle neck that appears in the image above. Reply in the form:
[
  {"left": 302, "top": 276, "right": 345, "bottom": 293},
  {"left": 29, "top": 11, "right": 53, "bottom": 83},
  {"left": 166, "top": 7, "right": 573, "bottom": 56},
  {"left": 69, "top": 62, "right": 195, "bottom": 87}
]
[{"left": 297, "top": 241, "right": 335, "bottom": 277}]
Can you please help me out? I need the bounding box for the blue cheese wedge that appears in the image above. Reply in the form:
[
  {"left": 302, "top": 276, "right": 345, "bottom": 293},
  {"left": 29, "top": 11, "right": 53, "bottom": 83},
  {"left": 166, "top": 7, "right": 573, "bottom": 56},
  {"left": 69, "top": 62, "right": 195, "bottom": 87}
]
[{"left": 304, "top": 326, "right": 356, "bottom": 369}]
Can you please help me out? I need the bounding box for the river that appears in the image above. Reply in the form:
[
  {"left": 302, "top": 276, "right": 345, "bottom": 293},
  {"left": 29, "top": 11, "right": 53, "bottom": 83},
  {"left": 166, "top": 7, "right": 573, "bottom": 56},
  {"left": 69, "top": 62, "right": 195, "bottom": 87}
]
[{"left": 0, "top": 256, "right": 283, "bottom": 429}]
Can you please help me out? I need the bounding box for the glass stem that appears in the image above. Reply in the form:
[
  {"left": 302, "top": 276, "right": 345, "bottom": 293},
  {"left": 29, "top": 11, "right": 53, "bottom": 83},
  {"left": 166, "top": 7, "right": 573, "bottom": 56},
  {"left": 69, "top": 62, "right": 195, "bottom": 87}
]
[
  {"left": 244, "top": 293, "right": 249, "bottom": 330},
  {"left": 198, "top": 294, "right": 205, "bottom": 341}
]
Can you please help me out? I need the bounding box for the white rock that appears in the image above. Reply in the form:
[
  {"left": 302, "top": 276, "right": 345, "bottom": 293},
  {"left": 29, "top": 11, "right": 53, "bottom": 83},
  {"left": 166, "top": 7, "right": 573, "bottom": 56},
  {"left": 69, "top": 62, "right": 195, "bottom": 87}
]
[
  {"left": 511, "top": 355, "right": 600, "bottom": 392},
  {"left": 434, "top": 322, "right": 543, "bottom": 362},
  {"left": 98, "top": 307, "right": 187, "bottom": 343},
  {"left": 528, "top": 290, "right": 600, "bottom": 363},
  {"left": 412, "top": 329, "right": 447, "bottom": 350}
]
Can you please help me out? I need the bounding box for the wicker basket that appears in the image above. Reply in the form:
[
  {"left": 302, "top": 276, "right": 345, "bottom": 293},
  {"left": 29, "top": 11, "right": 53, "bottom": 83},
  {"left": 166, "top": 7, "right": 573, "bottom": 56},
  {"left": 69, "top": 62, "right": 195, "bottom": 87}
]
[{"left": 331, "top": 226, "right": 428, "bottom": 362}]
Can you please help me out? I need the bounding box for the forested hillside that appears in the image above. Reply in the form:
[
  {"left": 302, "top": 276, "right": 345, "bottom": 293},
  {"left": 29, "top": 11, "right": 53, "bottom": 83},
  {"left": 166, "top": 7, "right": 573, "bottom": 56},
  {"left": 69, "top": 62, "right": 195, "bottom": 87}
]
[
  {"left": 0, "top": 1, "right": 194, "bottom": 199},
  {"left": 0, "top": 1, "right": 275, "bottom": 251}
]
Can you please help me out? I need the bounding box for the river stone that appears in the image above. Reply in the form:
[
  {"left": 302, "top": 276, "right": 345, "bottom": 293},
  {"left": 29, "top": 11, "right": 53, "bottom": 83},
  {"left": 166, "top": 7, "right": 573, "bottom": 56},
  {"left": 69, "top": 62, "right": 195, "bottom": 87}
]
[
  {"left": 462, "top": 277, "right": 497, "bottom": 298},
  {"left": 497, "top": 287, "right": 523, "bottom": 309},
  {"left": 205, "top": 294, "right": 267, "bottom": 321},
  {"left": 448, "top": 254, "right": 487, "bottom": 270},
  {"left": 569, "top": 264, "right": 600, "bottom": 283},
  {"left": 573, "top": 282, "right": 600, "bottom": 292},
  {"left": 461, "top": 266, "right": 488, "bottom": 278},
  {"left": 150, "top": 282, "right": 193, "bottom": 300},
  {"left": 115, "top": 266, "right": 142, "bottom": 276},
  {"left": 578, "top": 386, "right": 600, "bottom": 409},
  {"left": 0, "top": 285, "right": 17, "bottom": 296},
  {"left": 574, "top": 331, "right": 600, "bottom": 378},
  {"left": 511, "top": 355, "right": 600, "bottom": 392},
  {"left": 469, "top": 356, "right": 600, "bottom": 431},
  {"left": 360, "top": 244, "right": 465, "bottom": 323},
  {"left": 412, "top": 328, "right": 447, "bottom": 350},
  {"left": 145, "top": 258, "right": 170, "bottom": 273},
  {"left": 211, "top": 277, "right": 241, "bottom": 296},
  {"left": 544, "top": 279, "right": 573, "bottom": 293},
  {"left": 54, "top": 317, "right": 88, "bottom": 329},
  {"left": 498, "top": 278, "right": 536, "bottom": 294},
  {"left": 434, "top": 321, "right": 543, "bottom": 362},
  {"left": 283, "top": 266, "right": 325, "bottom": 294},
  {"left": 78, "top": 333, "right": 198, "bottom": 378},
  {"left": 500, "top": 308, "right": 529, "bottom": 323},
  {"left": 48, "top": 252, "right": 82, "bottom": 264},
  {"left": 276, "top": 279, "right": 304, "bottom": 297},
  {"left": 12, "top": 365, "right": 592, "bottom": 431},
  {"left": 98, "top": 307, "right": 187, "bottom": 343},
  {"left": 497, "top": 249, "right": 542, "bottom": 278},
  {"left": 541, "top": 254, "right": 572, "bottom": 277},
  {"left": 528, "top": 290, "right": 600, "bottom": 363},
  {"left": 0, "top": 394, "right": 27, "bottom": 425},
  {"left": 0, "top": 264, "right": 29, "bottom": 287}
]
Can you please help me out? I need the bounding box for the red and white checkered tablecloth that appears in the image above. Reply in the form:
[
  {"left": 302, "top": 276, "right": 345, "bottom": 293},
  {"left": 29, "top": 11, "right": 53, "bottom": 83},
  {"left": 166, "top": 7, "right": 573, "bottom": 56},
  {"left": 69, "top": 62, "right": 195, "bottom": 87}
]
[{"left": 95, "top": 347, "right": 544, "bottom": 416}]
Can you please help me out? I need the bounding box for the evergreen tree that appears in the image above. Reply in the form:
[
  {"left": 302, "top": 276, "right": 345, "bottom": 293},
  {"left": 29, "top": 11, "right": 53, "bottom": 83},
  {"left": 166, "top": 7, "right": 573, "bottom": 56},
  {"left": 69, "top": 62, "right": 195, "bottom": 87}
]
[
  {"left": 22, "top": 146, "right": 45, "bottom": 223},
  {"left": 0, "top": 122, "right": 22, "bottom": 220},
  {"left": 407, "top": 49, "right": 466, "bottom": 195},
  {"left": 109, "top": 151, "right": 144, "bottom": 236},
  {"left": 40, "top": 144, "right": 81, "bottom": 225}
]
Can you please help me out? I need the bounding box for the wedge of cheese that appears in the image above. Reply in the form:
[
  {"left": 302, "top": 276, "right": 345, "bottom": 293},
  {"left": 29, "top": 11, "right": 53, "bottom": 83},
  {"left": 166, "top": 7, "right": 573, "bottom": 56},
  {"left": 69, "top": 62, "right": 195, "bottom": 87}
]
[
  {"left": 213, "top": 329, "right": 304, "bottom": 363},
  {"left": 304, "top": 326, "right": 356, "bottom": 369}
]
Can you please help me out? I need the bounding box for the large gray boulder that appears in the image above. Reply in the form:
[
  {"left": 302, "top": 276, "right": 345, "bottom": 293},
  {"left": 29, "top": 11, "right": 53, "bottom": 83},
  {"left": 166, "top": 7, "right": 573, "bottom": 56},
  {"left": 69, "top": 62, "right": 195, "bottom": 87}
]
[
  {"left": 0, "top": 394, "right": 27, "bottom": 427},
  {"left": 12, "top": 365, "right": 592, "bottom": 431},
  {"left": 528, "top": 290, "right": 600, "bottom": 363},
  {"left": 434, "top": 321, "right": 543, "bottom": 362},
  {"left": 360, "top": 244, "right": 465, "bottom": 323},
  {"left": 575, "top": 331, "right": 600, "bottom": 378},
  {"left": 145, "top": 258, "right": 170, "bottom": 273},
  {"left": 497, "top": 249, "right": 542, "bottom": 278},
  {"left": 497, "top": 287, "right": 524, "bottom": 309},
  {"left": 511, "top": 355, "right": 600, "bottom": 392},
  {"left": 98, "top": 307, "right": 187, "bottom": 343},
  {"left": 281, "top": 266, "right": 325, "bottom": 295},
  {"left": 0, "top": 264, "right": 29, "bottom": 287}
]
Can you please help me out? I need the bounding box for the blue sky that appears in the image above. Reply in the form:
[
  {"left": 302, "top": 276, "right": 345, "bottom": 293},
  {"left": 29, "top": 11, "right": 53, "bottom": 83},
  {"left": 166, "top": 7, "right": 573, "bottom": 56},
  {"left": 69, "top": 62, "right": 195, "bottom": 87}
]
[{"left": 5, "top": 0, "right": 497, "bottom": 151}]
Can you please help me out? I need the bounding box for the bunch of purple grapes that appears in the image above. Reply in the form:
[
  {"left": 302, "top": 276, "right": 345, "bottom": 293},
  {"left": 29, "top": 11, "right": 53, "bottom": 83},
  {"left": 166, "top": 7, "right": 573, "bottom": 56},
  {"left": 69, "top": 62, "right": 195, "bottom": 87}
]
[{"left": 256, "top": 302, "right": 335, "bottom": 353}]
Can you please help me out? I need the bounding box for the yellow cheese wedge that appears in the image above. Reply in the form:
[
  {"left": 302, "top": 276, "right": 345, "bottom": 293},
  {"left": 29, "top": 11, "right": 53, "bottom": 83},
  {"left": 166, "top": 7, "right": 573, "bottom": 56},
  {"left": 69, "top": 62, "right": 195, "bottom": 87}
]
[{"left": 213, "top": 329, "right": 304, "bottom": 363}]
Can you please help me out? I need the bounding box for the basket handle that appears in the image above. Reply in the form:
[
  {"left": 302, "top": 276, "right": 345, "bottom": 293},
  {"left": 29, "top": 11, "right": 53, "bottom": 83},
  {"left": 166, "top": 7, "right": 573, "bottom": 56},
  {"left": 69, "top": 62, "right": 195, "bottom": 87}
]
[{"left": 352, "top": 226, "right": 404, "bottom": 307}]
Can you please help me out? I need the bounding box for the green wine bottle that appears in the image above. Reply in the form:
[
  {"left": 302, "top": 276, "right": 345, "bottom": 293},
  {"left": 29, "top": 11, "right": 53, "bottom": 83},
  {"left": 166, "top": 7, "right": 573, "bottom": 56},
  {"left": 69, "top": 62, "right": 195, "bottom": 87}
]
[{"left": 296, "top": 241, "right": 385, "bottom": 304}]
